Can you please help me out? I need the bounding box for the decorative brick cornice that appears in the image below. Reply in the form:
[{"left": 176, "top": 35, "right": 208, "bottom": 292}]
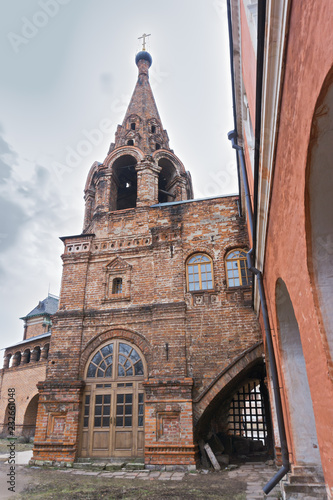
[{"left": 37, "top": 380, "right": 84, "bottom": 391}]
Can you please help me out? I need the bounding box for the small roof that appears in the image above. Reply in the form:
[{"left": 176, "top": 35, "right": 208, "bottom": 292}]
[
  {"left": 5, "top": 331, "right": 51, "bottom": 351},
  {"left": 20, "top": 294, "right": 59, "bottom": 320}
]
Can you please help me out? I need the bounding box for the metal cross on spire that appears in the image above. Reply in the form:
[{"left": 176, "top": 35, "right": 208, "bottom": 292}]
[{"left": 138, "top": 33, "right": 151, "bottom": 51}]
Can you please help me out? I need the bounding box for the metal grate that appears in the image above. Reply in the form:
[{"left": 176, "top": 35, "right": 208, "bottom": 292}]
[{"left": 228, "top": 380, "right": 267, "bottom": 446}]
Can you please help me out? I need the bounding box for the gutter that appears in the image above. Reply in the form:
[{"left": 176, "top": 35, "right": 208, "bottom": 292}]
[
  {"left": 227, "top": 0, "right": 242, "bottom": 216},
  {"left": 227, "top": 0, "right": 289, "bottom": 494}
]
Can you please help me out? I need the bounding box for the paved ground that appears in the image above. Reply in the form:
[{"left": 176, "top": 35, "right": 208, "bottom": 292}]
[{"left": 0, "top": 451, "right": 282, "bottom": 499}]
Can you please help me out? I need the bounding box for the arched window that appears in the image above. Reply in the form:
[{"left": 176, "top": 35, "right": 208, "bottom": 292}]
[
  {"left": 127, "top": 139, "right": 134, "bottom": 146},
  {"left": 22, "top": 349, "right": 31, "bottom": 364},
  {"left": 3, "top": 353, "right": 12, "bottom": 369},
  {"left": 112, "top": 277, "right": 123, "bottom": 294},
  {"left": 86, "top": 341, "right": 144, "bottom": 379},
  {"left": 41, "top": 343, "right": 49, "bottom": 360},
  {"left": 186, "top": 254, "right": 213, "bottom": 291},
  {"left": 31, "top": 346, "right": 41, "bottom": 362},
  {"left": 226, "top": 249, "right": 251, "bottom": 287},
  {"left": 12, "top": 351, "right": 21, "bottom": 367}
]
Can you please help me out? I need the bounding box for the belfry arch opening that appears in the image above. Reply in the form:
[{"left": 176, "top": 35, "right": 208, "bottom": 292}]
[
  {"left": 158, "top": 158, "right": 177, "bottom": 203},
  {"left": 195, "top": 358, "right": 273, "bottom": 466},
  {"left": 112, "top": 155, "right": 137, "bottom": 210}
]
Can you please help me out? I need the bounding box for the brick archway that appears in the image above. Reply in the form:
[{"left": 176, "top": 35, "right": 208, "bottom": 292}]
[
  {"left": 193, "top": 342, "right": 264, "bottom": 426},
  {"left": 22, "top": 393, "right": 39, "bottom": 439},
  {"left": 305, "top": 66, "right": 333, "bottom": 364}
]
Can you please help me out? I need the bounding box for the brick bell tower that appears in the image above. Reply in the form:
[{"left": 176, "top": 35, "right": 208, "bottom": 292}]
[
  {"left": 32, "top": 47, "right": 196, "bottom": 466},
  {"left": 32, "top": 43, "right": 260, "bottom": 469},
  {"left": 83, "top": 49, "right": 193, "bottom": 225}
]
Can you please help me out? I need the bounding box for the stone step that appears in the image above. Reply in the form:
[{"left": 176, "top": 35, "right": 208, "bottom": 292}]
[
  {"left": 282, "top": 482, "right": 327, "bottom": 499},
  {"left": 91, "top": 462, "right": 107, "bottom": 470},
  {"left": 288, "top": 474, "right": 324, "bottom": 484},
  {"left": 73, "top": 462, "right": 92, "bottom": 469},
  {"left": 75, "top": 458, "right": 126, "bottom": 467},
  {"left": 105, "top": 462, "right": 126, "bottom": 471},
  {"left": 290, "top": 465, "right": 324, "bottom": 479},
  {"left": 125, "top": 462, "right": 145, "bottom": 470}
]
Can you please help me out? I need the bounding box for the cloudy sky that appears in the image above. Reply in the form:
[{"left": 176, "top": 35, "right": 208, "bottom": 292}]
[{"left": 0, "top": 0, "right": 236, "bottom": 352}]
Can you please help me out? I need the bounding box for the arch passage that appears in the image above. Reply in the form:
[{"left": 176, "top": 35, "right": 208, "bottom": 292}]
[
  {"left": 306, "top": 69, "right": 333, "bottom": 361},
  {"left": 22, "top": 394, "right": 39, "bottom": 439},
  {"left": 79, "top": 339, "right": 146, "bottom": 459},
  {"left": 276, "top": 279, "right": 321, "bottom": 466},
  {"left": 194, "top": 346, "right": 273, "bottom": 465}
]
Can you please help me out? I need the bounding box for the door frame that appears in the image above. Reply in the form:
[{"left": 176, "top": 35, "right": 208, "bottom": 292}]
[{"left": 78, "top": 339, "right": 146, "bottom": 459}]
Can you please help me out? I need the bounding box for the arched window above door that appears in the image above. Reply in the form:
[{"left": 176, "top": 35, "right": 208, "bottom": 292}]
[{"left": 86, "top": 340, "right": 145, "bottom": 379}]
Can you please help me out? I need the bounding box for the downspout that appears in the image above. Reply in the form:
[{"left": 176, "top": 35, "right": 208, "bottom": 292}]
[
  {"left": 247, "top": 251, "right": 290, "bottom": 493},
  {"left": 227, "top": 0, "right": 289, "bottom": 494},
  {"left": 226, "top": 0, "right": 242, "bottom": 217},
  {"left": 227, "top": 131, "right": 253, "bottom": 238}
]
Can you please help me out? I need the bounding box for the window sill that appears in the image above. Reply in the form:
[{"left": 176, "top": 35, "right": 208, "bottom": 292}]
[
  {"left": 102, "top": 295, "right": 131, "bottom": 303},
  {"left": 226, "top": 285, "right": 252, "bottom": 291},
  {"left": 187, "top": 288, "right": 218, "bottom": 295}
]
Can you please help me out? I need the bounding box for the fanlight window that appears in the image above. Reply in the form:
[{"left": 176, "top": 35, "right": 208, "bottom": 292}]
[
  {"left": 226, "top": 249, "right": 251, "bottom": 287},
  {"left": 87, "top": 341, "right": 144, "bottom": 379},
  {"left": 187, "top": 254, "right": 213, "bottom": 291}
]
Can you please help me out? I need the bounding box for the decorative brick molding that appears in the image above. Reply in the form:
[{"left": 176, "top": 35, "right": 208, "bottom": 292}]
[
  {"left": 102, "top": 256, "right": 132, "bottom": 302},
  {"left": 143, "top": 378, "right": 196, "bottom": 465},
  {"left": 33, "top": 381, "right": 84, "bottom": 463}
]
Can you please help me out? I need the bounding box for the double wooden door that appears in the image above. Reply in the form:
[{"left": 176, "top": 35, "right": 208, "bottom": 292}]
[{"left": 79, "top": 340, "right": 145, "bottom": 458}]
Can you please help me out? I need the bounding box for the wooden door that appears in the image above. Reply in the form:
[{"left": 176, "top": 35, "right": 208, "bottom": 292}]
[{"left": 79, "top": 340, "right": 145, "bottom": 459}]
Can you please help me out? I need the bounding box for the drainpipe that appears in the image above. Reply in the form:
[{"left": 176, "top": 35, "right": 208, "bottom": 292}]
[
  {"left": 247, "top": 251, "right": 290, "bottom": 494},
  {"left": 229, "top": 131, "right": 290, "bottom": 493},
  {"left": 226, "top": 0, "right": 242, "bottom": 217},
  {"left": 227, "top": 0, "right": 289, "bottom": 493},
  {"left": 227, "top": 131, "right": 253, "bottom": 239}
]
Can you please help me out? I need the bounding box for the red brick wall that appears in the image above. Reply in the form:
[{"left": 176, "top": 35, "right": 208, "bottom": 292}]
[
  {"left": 241, "top": 0, "right": 333, "bottom": 492},
  {"left": 0, "top": 363, "right": 46, "bottom": 436}
]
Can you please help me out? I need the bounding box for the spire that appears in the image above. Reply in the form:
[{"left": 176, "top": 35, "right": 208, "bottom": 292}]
[
  {"left": 113, "top": 47, "right": 170, "bottom": 154},
  {"left": 82, "top": 43, "right": 194, "bottom": 227}
]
